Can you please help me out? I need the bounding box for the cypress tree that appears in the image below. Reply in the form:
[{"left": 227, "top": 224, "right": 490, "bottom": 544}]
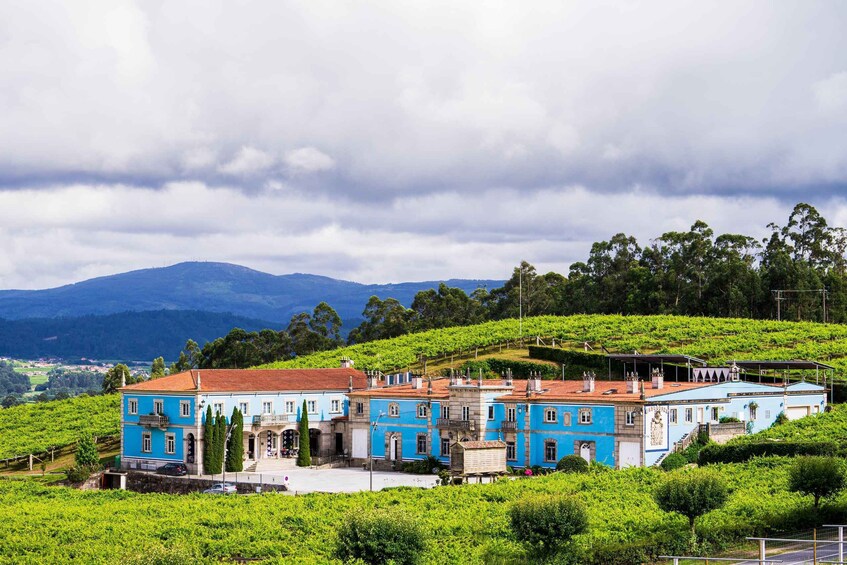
[
  {"left": 297, "top": 399, "right": 311, "bottom": 467},
  {"left": 226, "top": 407, "right": 244, "bottom": 472},
  {"left": 213, "top": 414, "right": 227, "bottom": 474},
  {"left": 203, "top": 405, "right": 214, "bottom": 474}
]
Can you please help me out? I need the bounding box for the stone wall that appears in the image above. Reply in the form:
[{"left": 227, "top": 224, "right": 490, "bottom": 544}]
[
  {"left": 701, "top": 422, "right": 746, "bottom": 444},
  {"left": 125, "top": 471, "right": 287, "bottom": 494}
]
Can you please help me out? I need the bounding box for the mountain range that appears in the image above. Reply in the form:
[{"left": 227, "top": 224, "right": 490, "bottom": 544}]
[{"left": 0, "top": 262, "right": 501, "bottom": 360}]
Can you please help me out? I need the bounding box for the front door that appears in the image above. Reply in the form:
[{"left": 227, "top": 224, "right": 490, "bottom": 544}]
[
  {"left": 248, "top": 435, "right": 255, "bottom": 460},
  {"left": 579, "top": 442, "right": 591, "bottom": 463}
]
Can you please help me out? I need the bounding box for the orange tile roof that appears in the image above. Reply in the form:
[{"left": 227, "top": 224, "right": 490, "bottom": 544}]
[
  {"left": 347, "top": 378, "right": 451, "bottom": 399},
  {"left": 121, "top": 368, "right": 367, "bottom": 393}
]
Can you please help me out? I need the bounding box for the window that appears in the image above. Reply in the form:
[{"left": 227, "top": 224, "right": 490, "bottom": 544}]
[
  {"left": 461, "top": 406, "right": 470, "bottom": 421},
  {"left": 625, "top": 411, "right": 636, "bottom": 426},
  {"left": 331, "top": 399, "right": 342, "bottom": 413},
  {"left": 563, "top": 412, "right": 572, "bottom": 426},
  {"left": 388, "top": 402, "right": 400, "bottom": 417},
  {"left": 506, "top": 441, "right": 517, "bottom": 461},
  {"left": 488, "top": 406, "right": 495, "bottom": 420},
  {"left": 416, "top": 434, "right": 428, "bottom": 454},
  {"left": 142, "top": 432, "right": 151, "bottom": 453},
  {"left": 506, "top": 406, "right": 515, "bottom": 422},
  {"left": 578, "top": 408, "right": 592, "bottom": 425},
  {"left": 180, "top": 401, "right": 190, "bottom": 418},
  {"left": 239, "top": 402, "right": 249, "bottom": 416},
  {"left": 544, "top": 408, "right": 557, "bottom": 423},
  {"left": 165, "top": 433, "right": 175, "bottom": 454},
  {"left": 128, "top": 399, "right": 138, "bottom": 415},
  {"left": 356, "top": 402, "right": 364, "bottom": 416},
  {"left": 284, "top": 400, "right": 295, "bottom": 414},
  {"left": 765, "top": 410, "right": 771, "bottom": 419},
  {"left": 711, "top": 407, "right": 720, "bottom": 422},
  {"left": 685, "top": 407, "right": 693, "bottom": 423},
  {"left": 262, "top": 401, "right": 273, "bottom": 415},
  {"left": 441, "top": 438, "right": 450, "bottom": 456},
  {"left": 214, "top": 403, "right": 224, "bottom": 416},
  {"left": 441, "top": 406, "right": 450, "bottom": 420},
  {"left": 749, "top": 404, "right": 758, "bottom": 420},
  {"left": 307, "top": 400, "right": 317, "bottom": 413},
  {"left": 669, "top": 409, "right": 678, "bottom": 424},
  {"left": 154, "top": 399, "right": 164, "bottom": 415},
  {"left": 544, "top": 439, "right": 557, "bottom": 462},
  {"left": 417, "top": 404, "right": 428, "bottom": 419}
]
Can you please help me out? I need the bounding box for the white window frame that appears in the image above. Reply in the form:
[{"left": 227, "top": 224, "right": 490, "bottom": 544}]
[
  {"left": 578, "top": 408, "right": 592, "bottom": 425},
  {"left": 442, "top": 405, "right": 450, "bottom": 420},
  {"left": 284, "top": 400, "right": 295, "bottom": 414},
  {"left": 262, "top": 401, "right": 273, "bottom": 415},
  {"left": 165, "top": 433, "right": 175, "bottom": 454},
  {"left": 506, "top": 406, "right": 516, "bottom": 422},
  {"left": 488, "top": 406, "right": 495, "bottom": 420},
  {"left": 712, "top": 407, "right": 720, "bottom": 422},
  {"left": 461, "top": 406, "right": 470, "bottom": 421},
  {"left": 142, "top": 432, "right": 152, "bottom": 453},
  {"left": 506, "top": 441, "right": 517, "bottom": 461},
  {"left": 356, "top": 401, "right": 364, "bottom": 416},
  {"left": 154, "top": 399, "right": 164, "bottom": 415},
  {"left": 750, "top": 404, "right": 758, "bottom": 420},
  {"left": 669, "top": 409, "right": 678, "bottom": 424},
  {"left": 765, "top": 409, "right": 771, "bottom": 419},
  {"left": 388, "top": 402, "right": 400, "bottom": 417},
  {"left": 307, "top": 400, "right": 317, "bottom": 414},
  {"left": 180, "top": 400, "right": 190, "bottom": 418},
  {"left": 441, "top": 438, "right": 450, "bottom": 456},
  {"left": 214, "top": 402, "right": 224, "bottom": 416},
  {"left": 625, "top": 411, "right": 636, "bottom": 426},
  {"left": 128, "top": 398, "right": 138, "bottom": 415},
  {"left": 331, "top": 398, "right": 342, "bottom": 413},
  {"left": 238, "top": 401, "right": 249, "bottom": 416},
  {"left": 416, "top": 433, "right": 427, "bottom": 454},
  {"left": 544, "top": 439, "right": 557, "bottom": 462},
  {"left": 544, "top": 408, "right": 557, "bottom": 423},
  {"left": 685, "top": 407, "right": 693, "bottom": 423},
  {"left": 417, "top": 403, "right": 428, "bottom": 419}
]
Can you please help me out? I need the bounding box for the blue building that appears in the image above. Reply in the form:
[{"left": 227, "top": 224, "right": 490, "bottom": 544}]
[
  {"left": 346, "top": 364, "right": 828, "bottom": 470},
  {"left": 120, "top": 362, "right": 368, "bottom": 473}
]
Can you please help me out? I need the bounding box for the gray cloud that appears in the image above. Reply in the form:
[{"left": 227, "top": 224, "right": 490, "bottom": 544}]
[{"left": 1, "top": 2, "right": 847, "bottom": 288}]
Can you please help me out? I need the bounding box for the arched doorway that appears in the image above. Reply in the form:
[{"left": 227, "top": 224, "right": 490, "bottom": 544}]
[
  {"left": 309, "top": 429, "right": 321, "bottom": 457},
  {"left": 248, "top": 433, "right": 256, "bottom": 460},
  {"left": 186, "top": 433, "right": 195, "bottom": 464},
  {"left": 282, "top": 429, "right": 298, "bottom": 457},
  {"left": 579, "top": 442, "right": 591, "bottom": 463},
  {"left": 265, "top": 431, "right": 278, "bottom": 458}
]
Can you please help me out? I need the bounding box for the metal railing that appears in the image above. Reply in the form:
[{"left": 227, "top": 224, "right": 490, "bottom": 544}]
[
  {"left": 252, "top": 414, "right": 296, "bottom": 426},
  {"left": 501, "top": 421, "right": 518, "bottom": 431},
  {"left": 138, "top": 414, "right": 169, "bottom": 427},
  {"left": 436, "top": 418, "right": 474, "bottom": 430}
]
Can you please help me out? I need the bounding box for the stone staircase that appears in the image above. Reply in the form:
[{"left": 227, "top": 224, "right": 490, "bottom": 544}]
[{"left": 253, "top": 458, "right": 299, "bottom": 473}]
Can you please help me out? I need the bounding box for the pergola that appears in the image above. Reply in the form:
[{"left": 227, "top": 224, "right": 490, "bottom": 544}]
[
  {"left": 605, "top": 354, "right": 707, "bottom": 382},
  {"left": 729, "top": 360, "right": 835, "bottom": 385}
]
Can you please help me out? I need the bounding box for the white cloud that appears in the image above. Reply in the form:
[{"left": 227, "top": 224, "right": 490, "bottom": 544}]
[
  {"left": 218, "top": 146, "right": 276, "bottom": 175},
  {"left": 283, "top": 147, "right": 336, "bottom": 174}
]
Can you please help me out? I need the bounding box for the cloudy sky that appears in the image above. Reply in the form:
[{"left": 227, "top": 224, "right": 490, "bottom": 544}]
[{"left": 1, "top": 1, "right": 846, "bottom": 289}]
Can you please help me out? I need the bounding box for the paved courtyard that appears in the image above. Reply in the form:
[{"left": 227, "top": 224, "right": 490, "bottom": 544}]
[{"left": 204, "top": 466, "right": 440, "bottom": 494}]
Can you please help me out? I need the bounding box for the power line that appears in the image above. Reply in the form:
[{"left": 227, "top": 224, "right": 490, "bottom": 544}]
[{"left": 771, "top": 288, "right": 828, "bottom": 323}]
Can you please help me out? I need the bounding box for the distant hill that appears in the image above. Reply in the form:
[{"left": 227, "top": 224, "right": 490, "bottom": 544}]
[
  {"left": 0, "top": 310, "right": 278, "bottom": 360},
  {"left": 0, "top": 262, "right": 500, "bottom": 323}
]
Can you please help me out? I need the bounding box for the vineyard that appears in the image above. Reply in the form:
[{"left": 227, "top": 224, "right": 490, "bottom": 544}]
[
  {"left": 0, "top": 394, "right": 119, "bottom": 461},
  {"left": 729, "top": 404, "right": 847, "bottom": 446},
  {"left": 261, "top": 314, "right": 847, "bottom": 379},
  {"left": 0, "top": 458, "right": 843, "bottom": 563}
]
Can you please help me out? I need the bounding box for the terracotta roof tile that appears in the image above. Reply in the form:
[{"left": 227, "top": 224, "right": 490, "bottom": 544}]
[{"left": 121, "top": 368, "right": 367, "bottom": 393}]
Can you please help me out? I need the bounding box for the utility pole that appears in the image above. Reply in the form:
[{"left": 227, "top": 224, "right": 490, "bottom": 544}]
[
  {"left": 518, "top": 264, "right": 522, "bottom": 339},
  {"left": 772, "top": 288, "right": 828, "bottom": 323}
]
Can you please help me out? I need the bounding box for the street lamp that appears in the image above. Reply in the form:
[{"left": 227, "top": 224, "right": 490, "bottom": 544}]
[{"left": 369, "top": 411, "right": 385, "bottom": 492}]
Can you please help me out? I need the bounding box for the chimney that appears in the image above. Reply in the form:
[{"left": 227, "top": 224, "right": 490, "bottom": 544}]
[
  {"left": 121, "top": 370, "right": 126, "bottom": 388},
  {"left": 532, "top": 371, "right": 542, "bottom": 393},
  {"left": 478, "top": 369, "right": 483, "bottom": 388},
  {"left": 582, "top": 371, "right": 595, "bottom": 393},
  {"left": 340, "top": 356, "right": 354, "bottom": 369},
  {"left": 651, "top": 368, "right": 664, "bottom": 390},
  {"left": 525, "top": 378, "right": 532, "bottom": 398},
  {"left": 505, "top": 368, "right": 513, "bottom": 387},
  {"left": 195, "top": 370, "right": 200, "bottom": 391},
  {"left": 412, "top": 374, "right": 423, "bottom": 389},
  {"left": 348, "top": 375, "right": 353, "bottom": 393},
  {"left": 367, "top": 370, "right": 379, "bottom": 389},
  {"left": 427, "top": 377, "right": 433, "bottom": 396},
  {"left": 625, "top": 371, "right": 638, "bottom": 394},
  {"left": 449, "top": 368, "right": 458, "bottom": 386}
]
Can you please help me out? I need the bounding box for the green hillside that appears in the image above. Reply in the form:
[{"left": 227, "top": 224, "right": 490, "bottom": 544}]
[
  {"left": 0, "top": 394, "right": 119, "bottom": 460},
  {"left": 261, "top": 314, "right": 847, "bottom": 379}
]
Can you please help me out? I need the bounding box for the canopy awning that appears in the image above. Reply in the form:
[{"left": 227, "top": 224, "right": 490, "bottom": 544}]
[
  {"left": 606, "top": 354, "right": 707, "bottom": 367},
  {"left": 730, "top": 360, "right": 835, "bottom": 371}
]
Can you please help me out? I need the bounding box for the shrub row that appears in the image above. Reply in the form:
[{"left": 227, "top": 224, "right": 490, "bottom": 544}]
[
  {"left": 528, "top": 346, "right": 608, "bottom": 373},
  {"left": 456, "top": 358, "right": 560, "bottom": 378},
  {"left": 699, "top": 441, "right": 840, "bottom": 465}
]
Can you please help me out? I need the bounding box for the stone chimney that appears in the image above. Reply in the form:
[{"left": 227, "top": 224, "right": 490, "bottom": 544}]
[
  {"left": 340, "top": 356, "right": 354, "bottom": 368},
  {"left": 531, "top": 371, "right": 542, "bottom": 393},
  {"left": 625, "top": 372, "right": 638, "bottom": 394},
  {"left": 427, "top": 377, "right": 433, "bottom": 396},
  {"left": 525, "top": 379, "right": 533, "bottom": 398},
  {"left": 582, "top": 371, "right": 595, "bottom": 393},
  {"left": 505, "top": 368, "right": 513, "bottom": 387},
  {"left": 449, "top": 369, "right": 458, "bottom": 386},
  {"left": 651, "top": 368, "right": 664, "bottom": 389},
  {"left": 195, "top": 371, "right": 200, "bottom": 391},
  {"left": 411, "top": 374, "right": 423, "bottom": 389},
  {"left": 121, "top": 370, "right": 126, "bottom": 388},
  {"left": 348, "top": 375, "right": 353, "bottom": 393},
  {"left": 367, "top": 370, "right": 379, "bottom": 389},
  {"left": 477, "top": 369, "right": 483, "bottom": 388}
]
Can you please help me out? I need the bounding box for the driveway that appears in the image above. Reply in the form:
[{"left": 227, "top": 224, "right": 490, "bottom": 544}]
[{"left": 205, "top": 467, "right": 440, "bottom": 494}]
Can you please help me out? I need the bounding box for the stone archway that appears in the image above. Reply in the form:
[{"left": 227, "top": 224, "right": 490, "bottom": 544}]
[
  {"left": 186, "top": 433, "right": 195, "bottom": 464},
  {"left": 309, "top": 429, "right": 321, "bottom": 456}
]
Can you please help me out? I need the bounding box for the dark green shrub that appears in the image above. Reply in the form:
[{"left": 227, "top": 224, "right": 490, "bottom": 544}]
[
  {"left": 66, "top": 464, "right": 97, "bottom": 483},
  {"left": 335, "top": 512, "right": 426, "bottom": 565},
  {"left": 654, "top": 470, "right": 728, "bottom": 538},
  {"left": 528, "top": 346, "right": 608, "bottom": 374},
  {"left": 557, "top": 454, "right": 589, "bottom": 473},
  {"left": 75, "top": 433, "right": 99, "bottom": 467},
  {"left": 718, "top": 416, "right": 740, "bottom": 423},
  {"left": 297, "top": 400, "right": 310, "bottom": 467},
  {"left": 788, "top": 456, "right": 846, "bottom": 508},
  {"left": 660, "top": 453, "right": 687, "bottom": 471},
  {"left": 509, "top": 495, "right": 588, "bottom": 556},
  {"left": 771, "top": 411, "right": 790, "bottom": 427},
  {"left": 699, "top": 441, "right": 837, "bottom": 464},
  {"left": 401, "top": 455, "right": 444, "bottom": 474}
]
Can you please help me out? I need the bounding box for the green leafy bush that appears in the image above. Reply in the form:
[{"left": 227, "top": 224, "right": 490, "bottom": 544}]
[
  {"left": 654, "top": 469, "right": 728, "bottom": 537},
  {"left": 75, "top": 434, "right": 99, "bottom": 467},
  {"left": 771, "top": 411, "right": 790, "bottom": 427},
  {"left": 401, "top": 455, "right": 444, "bottom": 474},
  {"left": 699, "top": 441, "right": 838, "bottom": 464},
  {"left": 660, "top": 453, "right": 688, "bottom": 471},
  {"left": 509, "top": 495, "right": 588, "bottom": 556},
  {"left": 788, "top": 456, "right": 846, "bottom": 508},
  {"left": 718, "top": 416, "right": 740, "bottom": 423},
  {"left": 65, "top": 464, "right": 98, "bottom": 483},
  {"left": 557, "top": 454, "right": 589, "bottom": 473},
  {"left": 335, "top": 511, "right": 426, "bottom": 565}
]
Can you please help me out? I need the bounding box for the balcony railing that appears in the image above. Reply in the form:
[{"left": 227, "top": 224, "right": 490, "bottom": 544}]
[
  {"left": 138, "top": 414, "right": 169, "bottom": 428},
  {"left": 252, "top": 414, "right": 296, "bottom": 427},
  {"left": 501, "top": 420, "right": 518, "bottom": 431},
  {"left": 436, "top": 418, "right": 474, "bottom": 430}
]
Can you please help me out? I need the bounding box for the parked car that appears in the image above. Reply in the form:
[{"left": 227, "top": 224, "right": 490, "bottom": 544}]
[
  {"left": 155, "top": 463, "right": 188, "bottom": 476},
  {"left": 202, "top": 483, "right": 237, "bottom": 494}
]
